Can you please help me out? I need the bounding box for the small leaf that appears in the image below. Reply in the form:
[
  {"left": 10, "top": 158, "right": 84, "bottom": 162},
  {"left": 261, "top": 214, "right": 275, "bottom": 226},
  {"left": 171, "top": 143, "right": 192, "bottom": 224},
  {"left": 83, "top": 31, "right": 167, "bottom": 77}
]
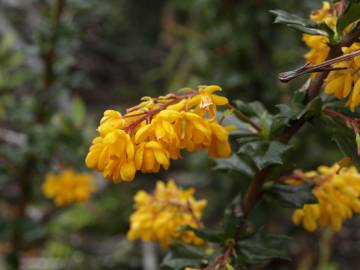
[
  {"left": 265, "top": 182, "right": 318, "bottom": 208},
  {"left": 237, "top": 228, "right": 290, "bottom": 263},
  {"left": 297, "top": 97, "right": 323, "bottom": 120},
  {"left": 323, "top": 115, "right": 360, "bottom": 169},
  {"left": 182, "top": 226, "right": 225, "bottom": 243},
  {"left": 213, "top": 154, "right": 255, "bottom": 177},
  {"left": 233, "top": 100, "right": 266, "bottom": 118},
  {"left": 337, "top": 2, "right": 360, "bottom": 34},
  {"left": 270, "top": 10, "right": 328, "bottom": 36},
  {"left": 162, "top": 242, "right": 206, "bottom": 270},
  {"left": 223, "top": 194, "right": 247, "bottom": 239},
  {"left": 271, "top": 93, "right": 323, "bottom": 136},
  {"left": 238, "top": 141, "right": 292, "bottom": 170},
  {"left": 71, "top": 96, "right": 86, "bottom": 127}
]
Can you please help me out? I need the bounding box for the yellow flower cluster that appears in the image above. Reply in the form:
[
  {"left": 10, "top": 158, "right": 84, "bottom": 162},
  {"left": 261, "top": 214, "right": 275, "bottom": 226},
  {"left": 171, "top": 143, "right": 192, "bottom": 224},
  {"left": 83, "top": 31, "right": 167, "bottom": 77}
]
[
  {"left": 42, "top": 169, "right": 95, "bottom": 207},
  {"left": 303, "top": 1, "right": 336, "bottom": 67},
  {"left": 325, "top": 43, "right": 360, "bottom": 111},
  {"left": 85, "top": 85, "right": 233, "bottom": 183},
  {"left": 303, "top": 2, "right": 360, "bottom": 111},
  {"left": 287, "top": 163, "right": 360, "bottom": 232},
  {"left": 127, "top": 180, "right": 207, "bottom": 248}
]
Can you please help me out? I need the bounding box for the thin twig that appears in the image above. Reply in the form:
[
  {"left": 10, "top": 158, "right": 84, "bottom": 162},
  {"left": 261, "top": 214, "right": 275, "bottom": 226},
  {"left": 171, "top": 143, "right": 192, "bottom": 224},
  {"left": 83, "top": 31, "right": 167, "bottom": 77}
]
[{"left": 226, "top": 103, "right": 261, "bottom": 132}]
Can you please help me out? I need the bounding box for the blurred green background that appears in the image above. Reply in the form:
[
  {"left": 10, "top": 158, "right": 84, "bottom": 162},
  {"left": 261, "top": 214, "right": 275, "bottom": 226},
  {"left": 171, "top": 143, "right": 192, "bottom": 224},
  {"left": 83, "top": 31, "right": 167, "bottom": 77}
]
[{"left": 0, "top": 0, "right": 359, "bottom": 269}]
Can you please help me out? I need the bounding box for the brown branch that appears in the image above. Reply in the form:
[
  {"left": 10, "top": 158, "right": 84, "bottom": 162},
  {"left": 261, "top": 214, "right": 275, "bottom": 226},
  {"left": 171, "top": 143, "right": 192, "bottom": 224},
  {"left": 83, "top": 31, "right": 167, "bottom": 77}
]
[{"left": 43, "top": 0, "right": 66, "bottom": 90}]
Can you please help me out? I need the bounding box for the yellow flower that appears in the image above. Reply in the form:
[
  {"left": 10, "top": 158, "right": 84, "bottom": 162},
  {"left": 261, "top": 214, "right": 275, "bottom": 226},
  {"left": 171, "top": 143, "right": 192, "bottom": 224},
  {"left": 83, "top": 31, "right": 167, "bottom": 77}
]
[
  {"left": 127, "top": 180, "right": 207, "bottom": 248},
  {"left": 85, "top": 130, "right": 135, "bottom": 182},
  {"left": 287, "top": 163, "right": 360, "bottom": 232},
  {"left": 42, "top": 169, "right": 95, "bottom": 207},
  {"left": 303, "top": 34, "right": 330, "bottom": 66},
  {"left": 208, "top": 123, "right": 232, "bottom": 158},
  {"left": 178, "top": 112, "right": 212, "bottom": 152},
  {"left": 135, "top": 141, "right": 170, "bottom": 173},
  {"left": 187, "top": 85, "right": 229, "bottom": 119},
  {"left": 324, "top": 43, "right": 360, "bottom": 111},
  {"left": 85, "top": 85, "right": 233, "bottom": 183},
  {"left": 310, "top": 1, "right": 337, "bottom": 30},
  {"left": 97, "top": 110, "right": 125, "bottom": 136}
]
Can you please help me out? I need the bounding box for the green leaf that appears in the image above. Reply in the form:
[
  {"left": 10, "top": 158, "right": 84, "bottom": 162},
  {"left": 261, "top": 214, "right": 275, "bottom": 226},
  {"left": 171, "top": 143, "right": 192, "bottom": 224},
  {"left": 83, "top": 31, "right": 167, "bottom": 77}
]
[
  {"left": 233, "top": 100, "right": 267, "bottom": 118},
  {"left": 323, "top": 115, "right": 360, "bottom": 169},
  {"left": 223, "top": 194, "right": 247, "bottom": 239},
  {"left": 271, "top": 93, "right": 323, "bottom": 136},
  {"left": 237, "top": 228, "right": 290, "bottom": 263},
  {"left": 297, "top": 96, "right": 323, "bottom": 119},
  {"left": 337, "top": 2, "right": 360, "bottom": 34},
  {"left": 71, "top": 96, "right": 86, "bottom": 127},
  {"left": 238, "top": 141, "right": 292, "bottom": 170},
  {"left": 213, "top": 154, "right": 255, "bottom": 177},
  {"left": 270, "top": 10, "right": 328, "bottom": 36},
  {"left": 162, "top": 242, "right": 206, "bottom": 270},
  {"left": 182, "top": 226, "right": 225, "bottom": 243},
  {"left": 265, "top": 182, "right": 318, "bottom": 208}
]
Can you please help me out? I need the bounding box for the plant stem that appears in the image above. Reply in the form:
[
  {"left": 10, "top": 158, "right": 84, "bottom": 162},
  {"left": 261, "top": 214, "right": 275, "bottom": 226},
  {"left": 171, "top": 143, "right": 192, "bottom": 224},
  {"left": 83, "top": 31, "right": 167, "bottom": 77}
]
[
  {"left": 43, "top": 0, "right": 66, "bottom": 90},
  {"left": 226, "top": 103, "right": 261, "bottom": 132}
]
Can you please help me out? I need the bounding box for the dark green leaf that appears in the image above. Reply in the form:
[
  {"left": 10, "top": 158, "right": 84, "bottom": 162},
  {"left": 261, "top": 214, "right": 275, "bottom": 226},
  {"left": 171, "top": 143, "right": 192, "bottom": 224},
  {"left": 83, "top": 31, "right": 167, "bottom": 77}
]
[
  {"left": 213, "top": 154, "right": 255, "bottom": 177},
  {"left": 323, "top": 115, "right": 360, "bottom": 169},
  {"left": 337, "top": 3, "right": 360, "bottom": 34},
  {"left": 270, "top": 10, "right": 328, "bottom": 36},
  {"left": 233, "top": 100, "right": 266, "bottom": 118},
  {"left": 271, "top": 94, "right": 323, "bottom": 136},
  {"left": 182, "top": 226, "right": 225, "bottom": 243},
  {"left": 223, "top": 194, "right": 247, "bottom": 239},
  {"left": 237, "top": 228, "right": 290, "bottom": 263},
  {"left": 265, "top": 182, "right": 318, "bottom": 208},
  {"left": 238, "top": 141, "right": 292, "bottom": 170},
  {"left": 162, "top": 242, "right": 206, "bottom": 270}
]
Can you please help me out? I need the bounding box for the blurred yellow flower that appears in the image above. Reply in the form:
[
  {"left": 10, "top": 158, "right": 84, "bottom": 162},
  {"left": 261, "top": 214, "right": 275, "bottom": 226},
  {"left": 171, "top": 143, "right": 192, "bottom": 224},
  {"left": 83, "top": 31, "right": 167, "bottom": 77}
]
[
  {"left": 127, "top": 180, "right": 207, "bottom": 248},
  {"left": 42, "top": 169, "right": 95, "bottom": 207},
  {"left": 310, "top": 1, "right": 337, "bottom": 30},
  {"left": 325, "top": 43, "right": 360, "bottom": 111},
  {"left": 86, "top": 85, "right": 232, "bottom": 183},
  {"left": 303, "top": 34, "right": 330, "bottom": 66},
  {"left": 286, "top": 163, "right": 360, "bottom": 232}
]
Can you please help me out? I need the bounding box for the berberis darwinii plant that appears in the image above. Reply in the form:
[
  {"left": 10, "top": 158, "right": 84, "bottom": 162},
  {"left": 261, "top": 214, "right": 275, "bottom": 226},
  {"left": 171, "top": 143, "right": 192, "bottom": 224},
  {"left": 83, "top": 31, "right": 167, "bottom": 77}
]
[{"left": 81, "top": 1, "right": 360, "bottom": 269}]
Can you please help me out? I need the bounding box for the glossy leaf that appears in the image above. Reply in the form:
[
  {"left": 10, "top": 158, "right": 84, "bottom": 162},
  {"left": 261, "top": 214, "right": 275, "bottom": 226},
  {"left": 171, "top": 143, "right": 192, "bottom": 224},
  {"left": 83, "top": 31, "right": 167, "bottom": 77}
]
[
  {"left": 238, "top": 141, "right": 292, "bottom": 170},
  {"left": 237, "top": 228, "right": 290, "bottom": 263},
  {"left": 162, "top": 242, "right": 206, "bottom": 270},
  {"left": 270, "top": 10, "right": 328, "bottom": 36},
  {"left": 265, "top": 182, "right": 318, "bottom": 208},
  {"left": 323, "top": 115, "right": 360, "bottom": 169},
  {"left": 337, "top": 2, "right": 360, "bottom": 34},
  {"left": 213, "top": 154, "right": 255, "bottom": 177}
]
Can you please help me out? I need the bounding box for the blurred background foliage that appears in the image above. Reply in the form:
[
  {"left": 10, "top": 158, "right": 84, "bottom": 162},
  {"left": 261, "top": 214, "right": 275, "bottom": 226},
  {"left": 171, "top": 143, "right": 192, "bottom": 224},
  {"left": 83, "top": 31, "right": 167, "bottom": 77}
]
[{"left": 0, "top": 0, "right": 358, "bottom": 269}]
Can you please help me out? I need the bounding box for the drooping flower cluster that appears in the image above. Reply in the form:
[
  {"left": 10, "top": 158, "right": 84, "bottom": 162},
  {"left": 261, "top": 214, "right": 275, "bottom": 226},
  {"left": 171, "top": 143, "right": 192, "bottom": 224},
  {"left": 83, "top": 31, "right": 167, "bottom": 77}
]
[
  {"left": 127, "top": 180, "right": 207, "bottom": 248},
  {"left": 85, "top": 85, "right": 233, "bottom": 183},
  {"left": 42, "top": 169, "right": 96, "bottom": 207},
  {"left": 286, "top": 163, "right": 360, "bottom": 232},
  {"left": 302, "top": 2, "right": 360, "bottom": 111}
]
